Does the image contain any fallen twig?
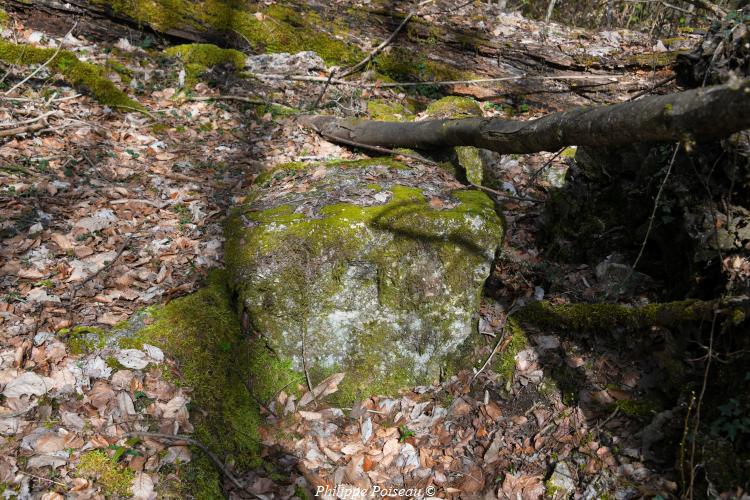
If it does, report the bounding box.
[313,126,440,166]
[626,74,676,101]
[468,182,542,204]
[125,431,244,490]
[0,122,46,138]
[0,110,63,129]
[471,302,521,385]
[308,67,338,111]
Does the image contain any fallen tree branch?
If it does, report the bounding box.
[514,296,748,333]
[311,124,539,202]
[303,78,750,154]
[251,72,619,88]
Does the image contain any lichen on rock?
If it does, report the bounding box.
[225,158,503,403]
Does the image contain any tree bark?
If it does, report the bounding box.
[303,78,750,154]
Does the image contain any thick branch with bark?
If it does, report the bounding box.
[303,79,750,154]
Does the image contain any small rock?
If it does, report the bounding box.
[361,417,373,443]
[546,461,576,498]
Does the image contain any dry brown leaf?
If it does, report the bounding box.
[299,372,345,407]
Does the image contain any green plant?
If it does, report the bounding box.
[398,425,415,442]
[710,398,750,441]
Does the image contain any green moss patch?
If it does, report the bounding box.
[425,96,483,119]
[424,97,486,185]
[367,100,414,121]
[164,43,245,69]
[77,450,135,497]
[164,43,246,86]
[0,40,142,110]
[494,318,529,381]
[57,326,108,355]
[95,1,361,65]
[372,47,470,84]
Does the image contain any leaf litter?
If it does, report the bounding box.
[0,0,707,497]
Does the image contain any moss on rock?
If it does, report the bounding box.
[0,40,142,110]
[164,43,246,87]
[94,0,361,65]
[367,99,414,122]
[164,43,245,69]
[372,47,469,84]
[225,159,503,404]
[425,96,483,119]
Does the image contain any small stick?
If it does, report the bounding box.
[67,233,133,326]
[125,431,244,490]
[526,148,565,189]
[18,471,67,487]
[308,68,338,111]
[468,182,541,203]
[0,110,63,129]
[471,302,521,385]
[626,74,676,101]
[0,122,46,138]
[80,235,133,287]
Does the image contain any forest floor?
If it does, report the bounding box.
[0,1,714,498]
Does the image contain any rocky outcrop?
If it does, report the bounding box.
[224,158,503,401]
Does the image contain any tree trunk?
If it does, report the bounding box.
[303,78,750,154]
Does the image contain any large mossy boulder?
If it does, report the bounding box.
[224,158,503,401]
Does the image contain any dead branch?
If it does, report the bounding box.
[251,72,619,88]
[303,78,750,155]
[0,122,46,138]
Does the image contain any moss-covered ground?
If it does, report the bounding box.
[114,271,303,497]
[0,40,142,110]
